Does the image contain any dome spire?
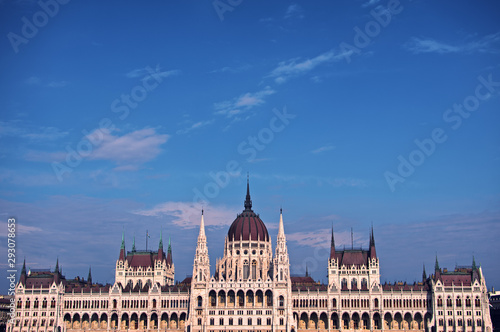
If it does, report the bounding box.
[244,173,252,210]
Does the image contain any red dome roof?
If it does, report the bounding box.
[227,179,269,242]
[228,210,269,242]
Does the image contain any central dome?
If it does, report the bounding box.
[227,179,269,242]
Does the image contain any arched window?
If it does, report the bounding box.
[197,296,203,307]
[437,297,443,307]
[341,278,347,289]
[351,279,358,289]
[252,260,257,280]
[475,297,481,307]
[374,298,379,308]
[243,260,250,280]
[456,297,462,307]
[361,278,368,289]
[279,296,284,307]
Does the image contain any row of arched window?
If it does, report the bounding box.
[64,300,108,309]
[205,290,275,308]
[17,298,56,309]
[437,295,480,308]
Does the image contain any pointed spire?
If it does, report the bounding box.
[168,237,172,254]
[369,226,377,259]
[121,229,125,249]
[330,225,336,259]
[21,258,26,275]
[305,264,309,277]
[199,210,206,239]
[54,257,59,273]
[278,208,285,239]
[472,256,477,271]
[132,235,136,252]
[422,264,427,281]
[435,255,440,271]
[87,266,92,284]
[244,173,252,210]
[159,228,163,249]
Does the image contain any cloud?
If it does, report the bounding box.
[25,76,41,85]
[210,64,251,74]
[176,119,214,135]
[47,81,69,88]
[134,201,237,229]
[405,32,500,54]
[287,229,364,248]
[259,173,366,188]
[311,144,335,154]
[24,76,69,88]
[268,50,349,84]
[85,128,169,166]
[362,0,381,8]
[284,4,304,19]
[126,65,180,79]
[0,121,69,141]
[214,87,275,118]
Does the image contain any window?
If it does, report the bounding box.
[475,297,481,307]
[197,318,201,326]
[279,296,284,307]
[437,297,443,307]
[351,278,358,289]
[248,318,252,325]
[238,318,243,325]
[267,318,271,325]
[219,318,224,325]
[467,319,472,327]
[280,318,284,325]
[257,318,261,325]
[477,319,482,327]
[448,319,453,327]
[458,319,463,326]
[438,319,443,327]
[209,318,214,326]
[228,318,233,326]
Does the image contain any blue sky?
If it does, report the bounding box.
[0,0,499,292]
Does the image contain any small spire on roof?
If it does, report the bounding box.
[121,227,125,250]
[168,237,172,254]
[21,258,26,275]
[54,257,59,273]
[472,255,477,271]
[88,266,92,284]
[159,227,163,248]
[435,254,440,271]
[305,264,309,277]
[244,173,252,210]
[422,263,427,281]
[132,235,136,252]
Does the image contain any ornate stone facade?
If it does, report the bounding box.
[7,182,493,332]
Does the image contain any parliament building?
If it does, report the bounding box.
[7,182,493,332]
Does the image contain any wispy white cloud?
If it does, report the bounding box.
[25,76,41,85]
[134,201,237,229]
[210,64,251,74]
[125,65,180,79]
[268,49,349,84]
[214,87,276,118]
[311,144,335,154]
[284,4,304,19]
[24,76,69,88]
[176,120,214,135]
[85,128,169,167]
[361,0,381,8]
[405,32,500,54]
[47,81,69,88]
[253,173,366,188]
[0,121,69,141]
[287,229,364,248]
